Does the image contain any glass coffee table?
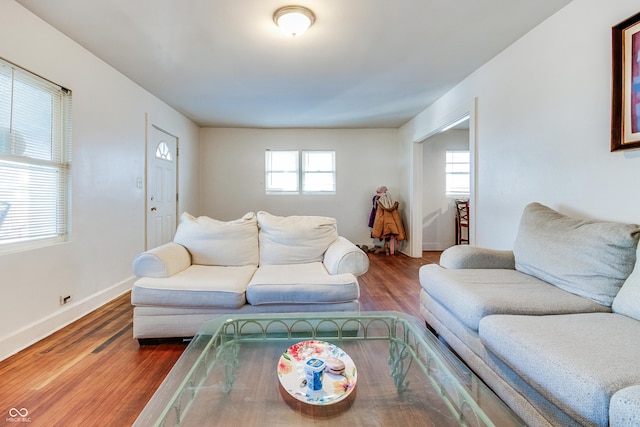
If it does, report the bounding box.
[133,312,524,426]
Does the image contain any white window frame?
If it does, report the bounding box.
[265,150,299,194]
[265,149,336,195]
[445,150,470,198]
[302,150,336,194]
[0,58,72,254]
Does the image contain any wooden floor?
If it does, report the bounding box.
[0,251,440,427]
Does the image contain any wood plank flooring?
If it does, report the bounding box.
[0,251,440,427]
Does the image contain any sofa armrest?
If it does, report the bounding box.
[323,236,370,276]
[132,242,191,278]
[439,245,515,270]
[610,385,640,427]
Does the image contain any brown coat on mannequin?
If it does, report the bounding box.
[372,200,406,241]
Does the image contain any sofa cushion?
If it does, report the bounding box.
[419,264,609,332]
[610,385,640,427]
[513,202,640,306]
[479,313,640,427]
[131,264,256,309]
[246,262,359,305]
[173,212,258,266]
[612,245,640,321]
[257,211,339,265]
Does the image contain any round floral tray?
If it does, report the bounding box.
[277,340,357,405]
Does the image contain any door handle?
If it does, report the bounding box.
[150,207,157,212]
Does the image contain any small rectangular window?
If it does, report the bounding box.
[265,149,335,195]
[445,150,470,197]
[265,150,299,193]
[0,58,72,253]
[303,151,335,193]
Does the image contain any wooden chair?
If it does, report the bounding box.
[455,200,469,245]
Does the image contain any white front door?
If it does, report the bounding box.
[146,125,177,250]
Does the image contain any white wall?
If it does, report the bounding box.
[0,2,200,360]
[6,0,639,360]
[199,128,400,247]
[422,129,469,250]
[402,0,640,250]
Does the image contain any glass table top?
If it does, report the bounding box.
[133,311,524,427]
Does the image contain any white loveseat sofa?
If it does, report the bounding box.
[419,203,640,427]
[132,211,369,342]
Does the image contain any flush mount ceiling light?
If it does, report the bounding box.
[273,6,316,38]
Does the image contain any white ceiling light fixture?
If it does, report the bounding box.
[273,6,315,38]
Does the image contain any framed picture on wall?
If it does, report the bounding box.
[611,11,640,151]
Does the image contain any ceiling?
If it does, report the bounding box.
[16,0,572,128]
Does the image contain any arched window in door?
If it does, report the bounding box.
[155,141,173,162]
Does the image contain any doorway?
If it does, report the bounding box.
[146,124,178,250]
[421,115,473,251]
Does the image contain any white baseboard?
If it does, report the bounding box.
[422,242,451,251]
[0,277,135,362]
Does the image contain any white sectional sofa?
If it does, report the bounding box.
[132,211,369,342]
[419,203,640,427]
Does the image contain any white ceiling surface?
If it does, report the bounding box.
[16,0,572,128]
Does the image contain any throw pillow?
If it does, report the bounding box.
[513,202,640,306]
[257,211,339,265]
[173,212,258,266]
[612,245,640,321]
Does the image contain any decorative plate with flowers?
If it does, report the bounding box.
[277,340,357,405]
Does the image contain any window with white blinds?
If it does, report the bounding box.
[0,58,72,252]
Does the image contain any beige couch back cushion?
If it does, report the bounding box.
[257,211,338,265]
[513,202,640,306]
[173,212,259,266]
